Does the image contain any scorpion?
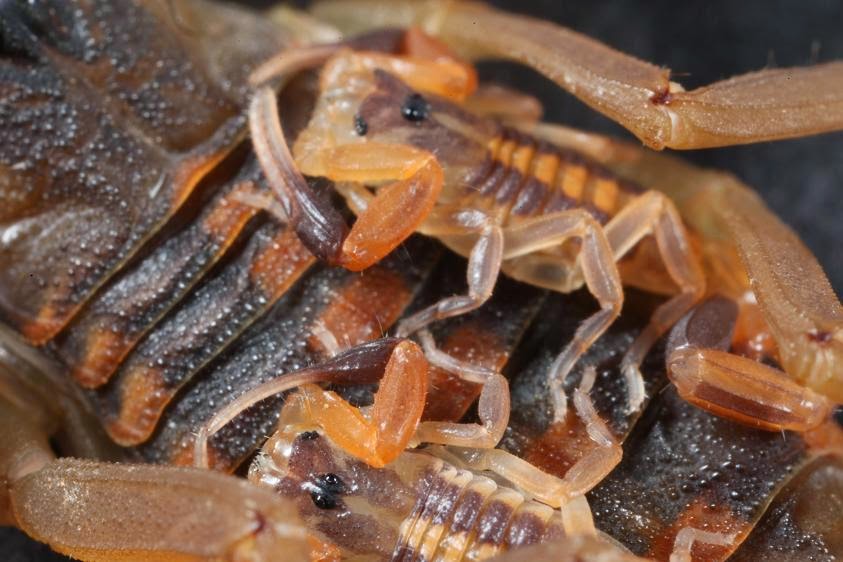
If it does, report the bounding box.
[0,1,842,561]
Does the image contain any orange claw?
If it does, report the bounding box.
[303,143,445,272]
[668,348,832,433]
[301,340,428,467]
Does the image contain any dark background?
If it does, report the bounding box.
[2,0,841,560]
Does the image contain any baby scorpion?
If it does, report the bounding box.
[244,24,840,434]
[193,336,734,561]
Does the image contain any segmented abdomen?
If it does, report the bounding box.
[394,458,565,562]
[470,127,645,225]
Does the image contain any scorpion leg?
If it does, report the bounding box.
[603,190,706,413]
[397,209,503,337]
[669,528,737,562]
[312,0,843,149]
[445,369,621,536]
[0,394,309,562]
[501,210,623,422]
[414,369,510,449]
[666,296,834,432]
[539,125,843,404]
[463,84,544,124]
[526,124,843,407]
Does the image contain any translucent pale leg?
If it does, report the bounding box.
[414,371,510,449]
[444,371,621,535]
[0,394,309,562]
[229,186,289,223]
[536,126,843,404]
[479,535,647,562]
[669,528,737,562]
[416,328,498,383]
[463,84,543,123]
[602,190,705,413]
[501,210,623,422]
[312,0,843,149]
[397,210,503,337]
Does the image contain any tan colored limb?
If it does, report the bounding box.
[13,459,310,562]
[445,370,620,535]
[666,297,833,432]
[464,84,543,123]
[312,1,843,149]
[524,124,843,405]
[484,535,648,562]
[714,185,843,403]
[416,328,498,383]
[1,392,309,562]
[396,209,503,337]
[601,191,705,412]
[501,210,623,422]
[0,394,53,526]
[544,129,843,405]
[669,528,737,562]
[414,372,510,449]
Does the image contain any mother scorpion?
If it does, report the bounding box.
[1,1,842,561]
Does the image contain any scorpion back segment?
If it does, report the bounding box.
[0,1,842,561]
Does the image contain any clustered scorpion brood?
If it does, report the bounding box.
[0,1,841,562]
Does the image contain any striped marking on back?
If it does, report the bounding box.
[473,129,645,225]
[394,460,567,561]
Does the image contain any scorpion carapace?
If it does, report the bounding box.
[0,1,842,561]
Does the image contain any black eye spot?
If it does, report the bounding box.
[401,93,430,122]
[299,431,319,441]
[316,473,346,495]
[309,474,346,510]
[354,114,368,136]
[310,489,337,509]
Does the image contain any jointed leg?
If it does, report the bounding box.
[441,370,621,535]
[501,210,623,422]
[669,528,737,562]
[396,209,503,337]
[414,370,510,449]
[602,190,705,413]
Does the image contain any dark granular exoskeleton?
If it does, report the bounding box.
[0,1,841,561]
